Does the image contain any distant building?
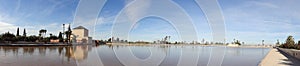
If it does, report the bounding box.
[71,26,92,44]
[50,39,59,43]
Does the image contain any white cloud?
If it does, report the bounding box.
[0,21,65,37]
[0,22,17,33]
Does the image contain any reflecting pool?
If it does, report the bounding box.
[0,44,269,66]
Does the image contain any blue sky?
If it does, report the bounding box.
[0,0,299,44]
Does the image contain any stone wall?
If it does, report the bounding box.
[278,48,300,59]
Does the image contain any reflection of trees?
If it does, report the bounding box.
[48,47,57,52]
[261,48,265,56]
[38,47,46,56]
[0,45,93,62]
[233,48,241,56]
[108,44,113,48]
[0,47,20,56]
[11,47,19,55]
[2,47,9,55]
[23,47,35,55]
[58,47,64,55]
[65,46,74,61]
[159,45,170,55]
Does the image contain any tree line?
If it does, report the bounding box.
[279,35,300,50]
[0,26,72,44]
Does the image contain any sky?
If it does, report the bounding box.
[0,0,299,44]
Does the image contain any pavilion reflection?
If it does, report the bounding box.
[64,45,92,61]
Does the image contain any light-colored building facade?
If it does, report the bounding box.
[71,26,92,44]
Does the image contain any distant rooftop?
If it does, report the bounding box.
[73,26,88,30]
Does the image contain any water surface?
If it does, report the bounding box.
[0,44,269,66]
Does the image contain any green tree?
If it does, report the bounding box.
[0,34,2,42]
[107,38,112,43]
[38,33,42,42]
[27,35,38,42]
[65,24,72,44]
[285,36,295,49]
[58,32,63,42]
[39,29,47,38]
[1,32,16,42]
[296,40,300,50]
[49,33,53,37]
[235,40,241,45]
[16,27,20,36]
[23,28,26,37]
[276,39,280,46]
[49,33,58,40]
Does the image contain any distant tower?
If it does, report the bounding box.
[72,26,92,44]
[63,24,65,42]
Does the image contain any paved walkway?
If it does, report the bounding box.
[260,48,300,66]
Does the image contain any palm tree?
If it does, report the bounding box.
[49,33,53,37]
[276,39,280,46]
[38,34,42,37]
[49,33,53,40]
[39,29,47,38]
[38,34,42,42]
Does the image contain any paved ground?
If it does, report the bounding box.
[260,48,300,66]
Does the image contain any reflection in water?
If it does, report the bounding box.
[97,45,270,66]
[0,45,93,66]
[0,46,90,60]
[0,45,270,66]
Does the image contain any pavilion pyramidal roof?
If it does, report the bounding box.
[73,26,88,30]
